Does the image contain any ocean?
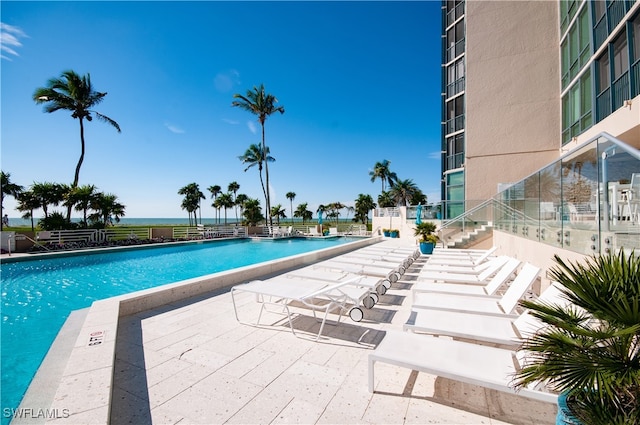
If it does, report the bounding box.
[4,217,240,227]
[3,217,351,227]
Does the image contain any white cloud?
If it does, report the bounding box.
[247,121,257,135]
[222,118,238,125]
[164,123,185,134]
[1,23,27,61]
[214,69,241,92]
[428,151,443,160]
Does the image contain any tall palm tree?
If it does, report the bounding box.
[33,70,121,189]
[326,202,346,227]
[89,192,125,226]
[389,178,419,207]
[228,181,240,223]
[208,185,221,223]
[238,144,275,217]
[232,84,284,227]
[369,159,398,193]
[286,191,296,226]
[1,171,23,230]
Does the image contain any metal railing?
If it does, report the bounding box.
[439,133,639,255]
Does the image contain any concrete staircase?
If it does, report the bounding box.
[445,223,493,249]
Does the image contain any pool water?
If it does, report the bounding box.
[1,237,354,419]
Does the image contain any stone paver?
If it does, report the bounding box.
[110,245,557,424]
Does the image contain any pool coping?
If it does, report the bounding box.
[21,236,381,424]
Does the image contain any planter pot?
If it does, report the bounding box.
[383,231,390,237]
[419,242,435,255]
[390,231,398,238]
[556,392,583,425]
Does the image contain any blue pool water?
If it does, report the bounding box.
[0,237,355,419]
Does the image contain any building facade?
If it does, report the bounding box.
[441,0,640,218]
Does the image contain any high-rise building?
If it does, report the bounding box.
[441,0,640,218]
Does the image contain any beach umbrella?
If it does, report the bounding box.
[317,211,323,233]
[415,204,422,225]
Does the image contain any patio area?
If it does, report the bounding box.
[104,249,556,425]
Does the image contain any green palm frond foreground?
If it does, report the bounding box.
[514,251,640,425]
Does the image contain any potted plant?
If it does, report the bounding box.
[513,251,640,425]
[382,228,391,237]
[390,229,399,238]
[414,221,438,254]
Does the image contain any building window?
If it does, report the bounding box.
[632,13,640,98]
[445,133,464,170]
[446,20,465,63]
[560,0,580,34]
[562,70,592,144]
[446,58,465,98]
[445,95,464,135]
[562,6,591,89]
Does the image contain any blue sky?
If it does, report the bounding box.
[1,1,442,219]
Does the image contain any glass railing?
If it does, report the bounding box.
[493,132,640,254]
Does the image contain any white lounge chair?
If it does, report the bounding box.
[411,263,541,317]
[284,266,388,299]
[415,254,507,275]
[404,283,565,348]
[329,227,339,236]
[364,245,422,259]
[426,246,498,266]
[410,255,510,284]
[231,276,368,340]
[327,256,408,275]
[368,330,557,403]
[312,261,401,287]
[411,257,520,298]
[307,226,320,236]
[346,252,414,268]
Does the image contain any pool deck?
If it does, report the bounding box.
[12,239,557,424]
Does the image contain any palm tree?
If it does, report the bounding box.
[242,198,264,226]
[217,193,235,225]
[286,191,296,226]
[355,194,376,225]
[389,178,419,207]
[178,183,203,226]
[31,182,66,218]
[369,160,398,193]
[208,185,221,223]
[67,184,97,227]
[1,171,23,230]
[325,202,346,227]
[33,70,121,189]
[89,192,125,226]
[514,252,640,424]
[228,181,240,223]
[235,193,249,221]
[377,191,395,208]
[16,190,40,230]
[232,84,285,227]
[294,202,313,225]
[238,143,275,217]
[270,204,286,226]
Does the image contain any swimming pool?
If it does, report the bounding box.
[0,237,358,420]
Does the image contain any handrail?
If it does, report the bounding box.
[440,198,494,230]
